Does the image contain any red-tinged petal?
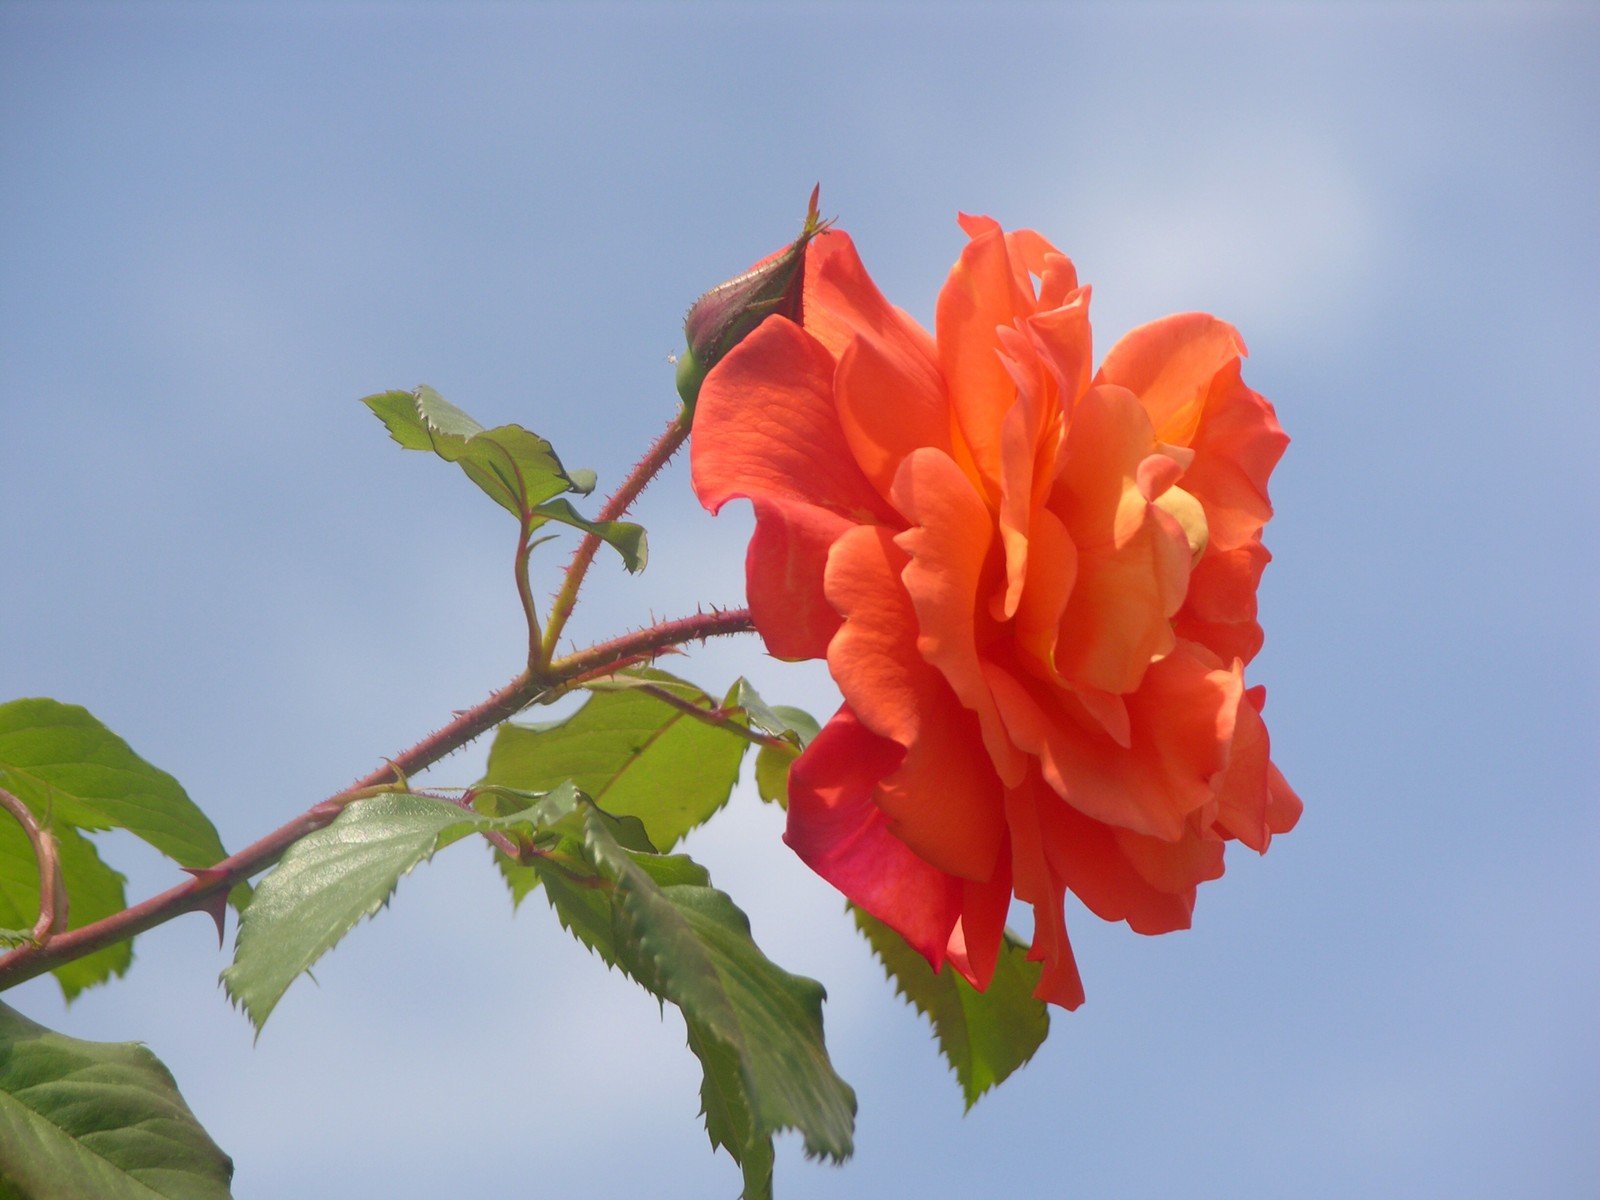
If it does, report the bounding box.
[890,447,1029,787]
[834,325,953,502]
[1034,793,1197,935]
[803,229,940,373]
[1005,780,1087,1009]
[691,316,896,526]
[745,497,852,661]
[1183,360,1288,551]
[937,222,1030,488]
[1095,312,1247,447]
[1176,538,1269,667]
[825,520,1007,880]
[786,705,962,968]
[945,855,1013,992]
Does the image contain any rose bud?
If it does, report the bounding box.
[676,185,829,414]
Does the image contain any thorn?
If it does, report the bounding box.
[181,866,232,947]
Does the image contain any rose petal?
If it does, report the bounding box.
[834,325,953,502]
[691,315,895,525]
[890,447,1029,787]
[745,497,852,661]
[1095,312,1247,447]
[786,705,962,968]
[804,229,940,375]
[824,522,1006,880]
[1005,779,1087,1009]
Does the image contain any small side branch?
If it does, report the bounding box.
[0,786,68,946]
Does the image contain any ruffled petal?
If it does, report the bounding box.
[1005,778,1086,1009]
[986,643,1241,841]
[1095,312,1247,447]
[1176,538,1270,667]
[1051,384,1189,694]
[889,447,1028,787]
[823,522,1006,881]
[1182,360,1288,551]
[936,221,1030,489]
[1035,791,1200,934]
[787,705,962,968]
[690,315,896,526]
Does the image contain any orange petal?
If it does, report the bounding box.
[691,316,895,525]
[745,497,852,661]
[1051,385,1188,694]
[1183,360,1288,551]
[1176,538,1270,667]
[1094,312,1247,447]
[936,221,1030,488]
[1035,791,1199,934]
[1005,779,1087,1009]
[890,447,1028,787]
[1012,506,1078,679]
[987,644,1241,840]
[803,229,940,375]
[824,519,1006,880]
[834,324,952,502]
[786,706,962,969]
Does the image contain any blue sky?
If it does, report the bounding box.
[2,3,1596,1197]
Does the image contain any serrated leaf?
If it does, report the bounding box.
[852,907,1049,1109]
[0,1001,233,1199]
[523,803,855,1195]
[361,387,599,523]
[0,811,134,1001]
[0,699,228,872]
[483,671,749,853]
[220,793,487,1030]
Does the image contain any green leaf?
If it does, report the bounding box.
[362,387,594,516]
[524,800,855,1196]
[220,792,489,1031]
[0,1001,233,1199]
[740,692,817,809]
[531,498,647,573]
[483,671,749,855]
[0,700,228,872]
[852,907,1049,1109]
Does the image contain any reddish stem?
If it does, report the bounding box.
[541,414,690,659]
[0,607,754,992]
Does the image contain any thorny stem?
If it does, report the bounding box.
[541,414,690,660]
[0,606,755,991]
[0,786,67,946]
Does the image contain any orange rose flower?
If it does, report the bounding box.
[690,216,1300,1009]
